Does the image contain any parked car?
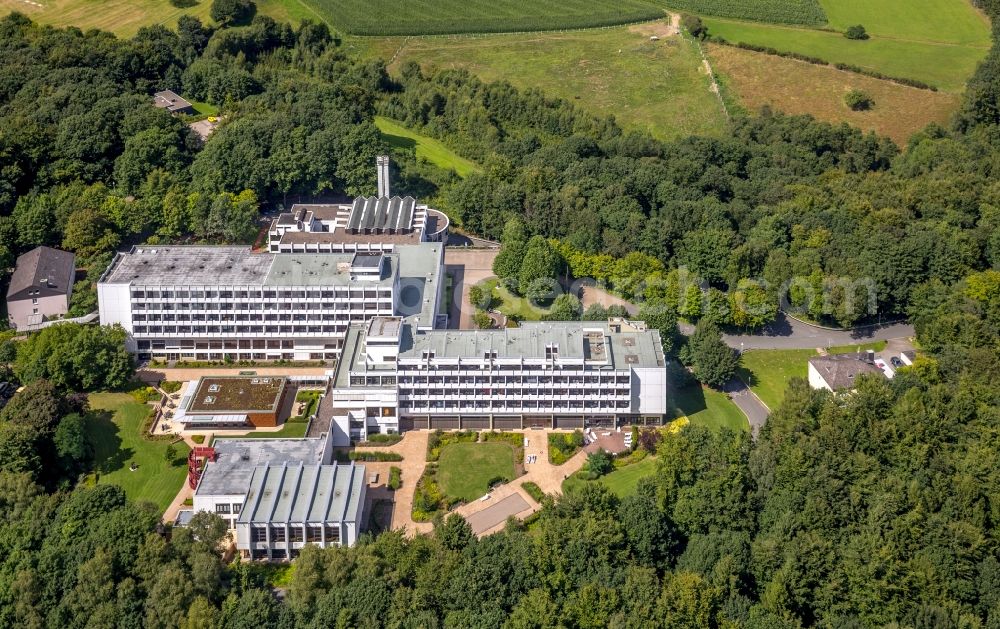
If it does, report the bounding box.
[890,356,904,368]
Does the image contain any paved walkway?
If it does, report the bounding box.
[138,366,331,384]
[443,248,498,329]
[451,430,589,536]
[163,432,207,524]
[349,432,434,536]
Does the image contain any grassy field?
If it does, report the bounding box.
[703,0,991,93]
[0,0,323,37]
[562,456,658,497]
[359,23,728,140]
[708,44,962,144]
[437,442,515,502]
[672,382,749,432]
[85,392,190,512]
[306,0,663,35]
[375,116,481,177]
[818,0,991,46]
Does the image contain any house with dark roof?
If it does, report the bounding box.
[807,353,884,392]
[6,246,75,330]
[153,90,195,115]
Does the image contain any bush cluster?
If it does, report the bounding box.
[388,466,402,491]
[479,431,525,463]
[427,430,478,461]
[548,430,584,465]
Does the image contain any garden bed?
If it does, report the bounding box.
[548,430,584,465]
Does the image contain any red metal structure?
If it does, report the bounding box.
[187,446,217,489]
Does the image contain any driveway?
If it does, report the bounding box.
[722,378,768,437]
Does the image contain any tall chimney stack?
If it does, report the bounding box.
[376,155,390,198]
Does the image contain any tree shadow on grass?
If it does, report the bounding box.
[670,383,707,420]
[736,367,758,388]
[86,410,132,475]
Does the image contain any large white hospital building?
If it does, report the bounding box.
[98,158,669,437]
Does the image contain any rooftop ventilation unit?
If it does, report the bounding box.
[203,395,216,404]
[208,384,220,392]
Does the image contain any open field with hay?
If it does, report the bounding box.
[708,43,963,144]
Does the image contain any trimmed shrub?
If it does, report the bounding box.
[338,450,403,462]
[191,434,206,444]
[362,433,403,446]
[521,481,545,503]
[388,466,402,490]
[161,381,182,394]
[486,475,511,488]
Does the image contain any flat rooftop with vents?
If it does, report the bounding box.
[195,437,329,498]
[188,376,286,413]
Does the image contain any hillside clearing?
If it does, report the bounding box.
[708,43,962,145]
[375,116,481,177]
[358,24,727,140]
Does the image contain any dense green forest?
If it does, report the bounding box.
[1,2,1000,626]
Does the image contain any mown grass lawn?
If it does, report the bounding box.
[85,392,190,512]
[479,277,550,322]
[826,340,886,354]
[562,456,658,497]
[375,116,481,177]
[211,420,310,442]
[737,348,816,411]
[672,383,749,432]
[437,442,515,503]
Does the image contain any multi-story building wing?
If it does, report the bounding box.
[327,316,668,444]
[236,462,366,560]
[97,243,443,362]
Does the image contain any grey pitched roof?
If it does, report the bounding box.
[237,463,366,525]
[7,246,75,300]
[809,354,884,390]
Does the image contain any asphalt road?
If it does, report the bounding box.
[680,312,915,350]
